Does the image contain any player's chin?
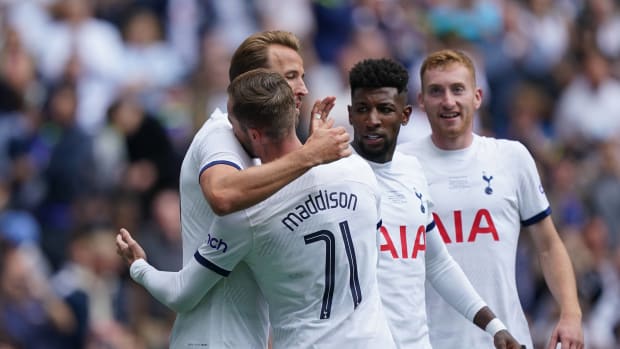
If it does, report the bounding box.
[360,142,387,156]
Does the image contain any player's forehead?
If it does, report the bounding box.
[266,44,304,75]
[351,87,401,104]
[422,63,473,88]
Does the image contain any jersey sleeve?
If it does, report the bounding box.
[129,211,253,314]
[196,110,248,173]
[194,210,253,275]
[130,257,224,313]
[510,141,551,225]
[425,223,487,321]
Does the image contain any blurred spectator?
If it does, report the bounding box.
[38,0,125,134]
[4,0,53,60]
[515,0,572,81]
[37,81,95,268]
[0,25,44,191]
[119,6,185,109]
[166,0,204,68]
[0,241,77,349]
[121,189,181,348]
[257,0,314,43]
[185,31,230,131]
[505,82,555,166]
[553,46,620,148]
[578,0,620,62]
[139,189,181,273]
[587,140,620,249]
[545,154,587,233]
[106,96,180,218]
[50,224,142,349]
[578,217,620,348]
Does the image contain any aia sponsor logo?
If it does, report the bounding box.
[433,209,499,244]
[379,225,426,259]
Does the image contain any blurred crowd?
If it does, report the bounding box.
[0,0,618,348]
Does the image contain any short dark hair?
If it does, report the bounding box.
[349,58,409,97]
[229,30,301,82]
[227,69,296,140]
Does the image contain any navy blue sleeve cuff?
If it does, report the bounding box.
[194,251,231,277]
[521,207,552,226]
[199,160,241,179]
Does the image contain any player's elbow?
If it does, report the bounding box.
[164,296,198,313]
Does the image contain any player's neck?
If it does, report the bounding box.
[431,132,473,150]
[259,134,303,163]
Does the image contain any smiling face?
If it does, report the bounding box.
[348,87,412,163]
[266,44,308,111]
[418,62,482,150]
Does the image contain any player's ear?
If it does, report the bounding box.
[402,105,413,126]
[248,128,261,141]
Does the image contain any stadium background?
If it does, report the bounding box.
[0,0,619,348]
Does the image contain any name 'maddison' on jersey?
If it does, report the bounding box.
[281,189,359,231]
[196,154,396,348]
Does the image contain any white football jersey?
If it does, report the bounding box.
[368,152,434,348]
[195,154,396,349]
[174,108,269,348]
[370,151,486,349]
[398,134,548,349]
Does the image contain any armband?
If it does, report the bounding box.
[485,318,507,336]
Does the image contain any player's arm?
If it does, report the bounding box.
[203,115,350,215]
[527,216,584,349]
[424,222,522,348]
[116,228,224,313]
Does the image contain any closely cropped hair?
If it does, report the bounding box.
[227,69,296,139]
[229,30,300,82]
[349,58,409,97]
[419,49,477,85]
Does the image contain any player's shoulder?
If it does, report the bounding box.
[476,135,531,158]
[193,108,231,135]
[393,150,424,171]
[306,153,378,197]
[328,153,376,181]
[397,135,431,154]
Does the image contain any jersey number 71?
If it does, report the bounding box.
[304,221,362,319]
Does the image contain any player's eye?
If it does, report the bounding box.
[428,87,442,96]
[452,86,465,94]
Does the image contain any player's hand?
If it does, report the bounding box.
[493,330,523,349]
[115,228,147,266]
[308,96,336,135]
[303,123,351,165]
[303,96,351,164]
[546,314,584,349]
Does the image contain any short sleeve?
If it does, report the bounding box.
[511,141,551,225]
[195,110,249,173]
